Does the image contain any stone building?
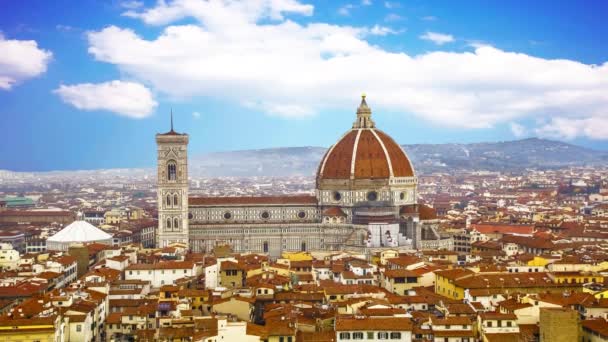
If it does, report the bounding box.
[540,307,580,342]
[156,96,426,257]
[156,113,190,248]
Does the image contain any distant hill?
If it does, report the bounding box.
[190,138,608,176]
[405,138,608,173]
[191,147,326,177]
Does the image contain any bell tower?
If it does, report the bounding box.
[156,111,189,249]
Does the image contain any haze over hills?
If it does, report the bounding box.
[190,138,608,177]
[2,138,607,178]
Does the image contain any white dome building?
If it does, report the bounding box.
[47,220,113,251]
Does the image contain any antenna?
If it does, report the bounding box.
[170,109,174,132]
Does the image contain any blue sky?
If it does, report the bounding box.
[1,0,608,171]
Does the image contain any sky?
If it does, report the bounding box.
[1,0,608,171]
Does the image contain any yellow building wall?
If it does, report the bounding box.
[269,265,291,277]
[593,261,608,273]
[220,270,245,288]
[0,331,56,341]
[528,256,551,267]
[245,266,264,278]
[554,274,603,285]
[434,274,463,300]
[0,324,57,342]
[213,299,252,322]
[379,250,399,265]
[281,252,312,261]
[382,276,421,295]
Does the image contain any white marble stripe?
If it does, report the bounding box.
[370,128,394,177]
[319,130,352,177]
[350,129,363,179]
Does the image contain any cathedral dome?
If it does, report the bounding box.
[317,96,415,183]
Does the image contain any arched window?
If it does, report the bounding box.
[174,218,179,229]
[301,242,306,252]
[174,194,179,207]
[167,160,177,181]
[263,241,269,253]
[166,218,172,229]
[166,195,172,207]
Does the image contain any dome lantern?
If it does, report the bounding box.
[353,93,375,129]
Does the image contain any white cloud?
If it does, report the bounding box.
[536,117,608,140]
[82,0,608,139]
[192,111,201,119]
[419,31,454,45]
[338,4,354,16]
[384,1,400,9]
[123,0,313,24]
[54,80,157,118]
[361,0,372,5]
[368,25,398,36]
[384,13,403,22]
[510,122,527,138]
[421,16,437,21]
[0,34,52,90]
[56,24,76,32]
[121,0,143,9]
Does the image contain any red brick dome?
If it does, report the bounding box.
[317,96,415,181]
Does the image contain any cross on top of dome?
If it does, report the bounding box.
[353,93,375,129]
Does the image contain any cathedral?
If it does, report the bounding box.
[156,96,425,257]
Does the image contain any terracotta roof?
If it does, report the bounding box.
[0,210,73,217]
[418,204,437,220]
[431,316,473,325]
[383,269,420,278]
[483,333,520,342]
[318,127,414,181]
[297,331,336,342]
[386,255,423,268]
[583,319,608,338]
[471,223,534,235]
[323,207,347,217]
[189,195,317,206]
[0,316,56,326]
[479,312,517,320]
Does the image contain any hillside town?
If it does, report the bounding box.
[1,166,608,341]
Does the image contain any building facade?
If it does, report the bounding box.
[156,116,190,248]
[156,96,424,256]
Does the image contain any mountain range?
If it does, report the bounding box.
[190,138,608,177]
[2,138,606,178]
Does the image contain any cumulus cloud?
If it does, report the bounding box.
[536,117,608,140]
[123,0,313,24]
[192,111,201,119]
[81,0,608,139]
[368,25,399,36]
[0,34,52,90]
[419,31,454,45]
[338,4,354,16]
[510,122,527,138]
[54,80,157,118]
